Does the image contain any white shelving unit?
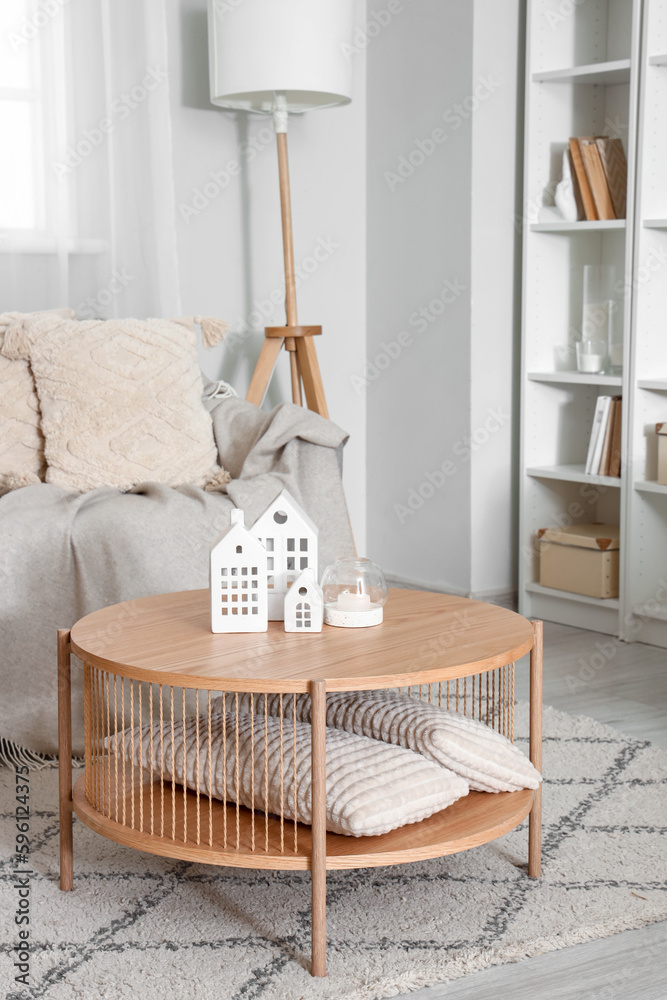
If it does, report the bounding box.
[625,0,667,648]
[519,0,643,640]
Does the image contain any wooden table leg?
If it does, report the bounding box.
[529,620,543,878]
[58,629,74,891]
[310,679,327,977]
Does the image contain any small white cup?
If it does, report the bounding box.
[576,340,607,374]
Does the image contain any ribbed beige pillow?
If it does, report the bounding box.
[226,691,541,794]
[0,309,74,492]
[109,711,469,837]
[0,314,230,492]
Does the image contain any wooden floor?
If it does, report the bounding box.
[398,619,667,1000]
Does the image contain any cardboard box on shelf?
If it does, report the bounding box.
[656,423,667,486]
[538,523,620,599]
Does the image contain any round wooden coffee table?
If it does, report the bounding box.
[57,588,542,978]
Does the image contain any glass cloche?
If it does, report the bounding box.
[320,557,388,627]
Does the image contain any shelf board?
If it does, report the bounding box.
[632,601,667,622]
[528,372,623,387]
[530,220,625,233]
[648,54,667,66]
[525,582,620,610]
[643,219,667,229]
[634,480,667,495]
[637,379,667,391]
[526,464,622,487]
[532,59,631,85]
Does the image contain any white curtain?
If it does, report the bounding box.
[0,0,180,318]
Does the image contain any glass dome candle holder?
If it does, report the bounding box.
[321,558,388,627]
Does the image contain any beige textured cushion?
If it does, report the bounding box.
[0,309,74,492]
[226,691,542,794]
[109,711,469,837]
[0,314,230,492]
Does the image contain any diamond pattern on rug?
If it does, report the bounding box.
[1,704,666,1000]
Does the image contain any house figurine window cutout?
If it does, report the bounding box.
[250,489,319,621]
[284,568,323,633]
[210,508,268,633]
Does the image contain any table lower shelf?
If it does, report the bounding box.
[73,774,534,872]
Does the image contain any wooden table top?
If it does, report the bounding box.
[70,588,535,692]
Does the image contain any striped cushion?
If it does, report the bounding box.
[225,691,541,794]
[108,711,469,838]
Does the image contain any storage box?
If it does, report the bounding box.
[538,523,620,599]
[656,423,667,486]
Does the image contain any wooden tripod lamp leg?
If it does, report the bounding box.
[296,338,329,419]
[246,337,284,408]
[528,620,543,878]
[310,679,327,977]
[58,629,74,891]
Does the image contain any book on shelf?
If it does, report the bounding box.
[595,138,627,219]
[585,395,622,477]
[567,136,628,222]
[579,138,616,220]
[586,396,612,474]
[569,138,598,221]
[608,397,623,477]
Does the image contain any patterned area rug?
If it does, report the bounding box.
[1,704,666,1000]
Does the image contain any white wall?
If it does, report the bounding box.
[366,0,524,596]
[165,0,367,552]
[470,0,524,595]
[366,0,474,593]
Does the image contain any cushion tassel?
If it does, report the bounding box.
[195,315,229,349]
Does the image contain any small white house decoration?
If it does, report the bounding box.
[251,489,318,621]
[284,568,323,633]
[210,508,268,633]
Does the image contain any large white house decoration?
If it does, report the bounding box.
[250,489,318,621]
[210,508,268,633]
[284,568,323,633]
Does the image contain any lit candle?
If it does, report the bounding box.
[337,591,372,611]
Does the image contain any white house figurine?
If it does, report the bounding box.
[210,508,268,633]
[251,489,318,621]
[284,568,323,633]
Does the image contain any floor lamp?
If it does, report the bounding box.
[207,0,353,418]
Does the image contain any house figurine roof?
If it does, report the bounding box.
[284,567,322,608]
[211,508,267,556]
[251,489,318,537]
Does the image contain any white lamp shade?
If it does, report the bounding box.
[207,0,354,113]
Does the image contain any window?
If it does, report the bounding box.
[267,557,274,570]
[300,557,308,570]
[300,539,308,551]
[273,510,287,525]
[287,557,295,571]
[287,538,295,552]
[265,539,274,551]
[0,3,44,233]
[267,576,274,589]
[236,545,242,554]
[295,601,311,628]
